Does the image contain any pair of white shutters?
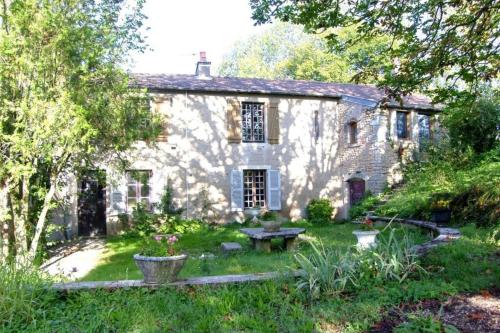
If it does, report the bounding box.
[231,169,281,211]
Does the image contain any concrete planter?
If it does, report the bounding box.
[133,254,188,284]
[352,230,380,249]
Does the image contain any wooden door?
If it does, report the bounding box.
[349,179,365,205]
[78,171,106,236]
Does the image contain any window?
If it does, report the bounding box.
[418,113,431,141]
[396,111,410,139]
[241,102,265,142]
[349,121,358,144]
[243,170,266,208]
[126,170,151,211]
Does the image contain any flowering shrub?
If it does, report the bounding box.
[140,234,179,257]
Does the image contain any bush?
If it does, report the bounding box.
[306,199,334,224]
[129,203,158,236]
[444,97,500,154]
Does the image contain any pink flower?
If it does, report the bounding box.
[167,235,178,244]
[154,235,162,242]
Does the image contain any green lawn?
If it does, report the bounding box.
[4,224,498,332]
[81,221,432,281]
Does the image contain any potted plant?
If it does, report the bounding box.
[430,195,452,224]
[352,218,379,249]
[133,235,187,284]
[259,211,281,232]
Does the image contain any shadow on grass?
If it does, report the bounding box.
[81,222,432,282]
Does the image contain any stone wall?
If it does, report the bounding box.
[53,91,437,236]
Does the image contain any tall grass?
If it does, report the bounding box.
[295,228,426,300]
[0,265,55,330]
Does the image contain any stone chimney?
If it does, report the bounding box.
[195,51,211,79]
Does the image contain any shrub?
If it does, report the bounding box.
[306,199,334,224]
[444,97,500,154]
[129,203,158,236]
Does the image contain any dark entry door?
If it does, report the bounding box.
[78,171,106,236]
[349,179,365,205]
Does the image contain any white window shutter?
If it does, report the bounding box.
[267,169,281,210]
[230,170,244,211]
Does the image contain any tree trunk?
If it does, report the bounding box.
[27,173,57,263]
[0,182,10,263]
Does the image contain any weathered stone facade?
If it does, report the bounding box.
[53,87,438,237]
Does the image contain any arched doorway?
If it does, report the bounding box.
[348,178,365,205]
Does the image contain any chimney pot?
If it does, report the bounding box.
[195,51,211,79]
[199,51,207,62]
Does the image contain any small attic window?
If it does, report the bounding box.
[349,121,358,144]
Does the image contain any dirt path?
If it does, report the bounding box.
[41,238,106,281]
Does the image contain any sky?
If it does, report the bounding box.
[129,0,270,75]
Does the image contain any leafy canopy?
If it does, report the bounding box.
[218,22,390,83]
[250,0,500,103]
[0,0,160,262]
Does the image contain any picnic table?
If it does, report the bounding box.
[239,228,306,252]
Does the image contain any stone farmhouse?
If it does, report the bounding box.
[54,53,439,237]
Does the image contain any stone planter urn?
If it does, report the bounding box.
[133,254,188,284]
[245,207,261,223]
[352,230,380,249]
[261,220,282,232]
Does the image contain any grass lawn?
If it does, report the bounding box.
[4,224,498,332]
[81,221,432,281]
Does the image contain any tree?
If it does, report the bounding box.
[218,22,389,83]
[0,0,160,265]
[218,22,325,79]
[251,0,500,104]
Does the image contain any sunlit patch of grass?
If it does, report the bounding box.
[80,222,431,282]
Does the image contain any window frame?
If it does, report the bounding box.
[241,102,265,143]
[348,121,358,144]
[396,111,410,139]
[126,170,152,212]
[243,169,267,209]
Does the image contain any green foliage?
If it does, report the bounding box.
[128,204,158,237]
[218,22,387,83]
[251,1,499,103]
[0,0,160,262]
[348,191,378,220]
[306,198,334,224]
[295,229,426,300]
[0,264,55,331]
[295,242,358,300]
[444,97,500,154]
[155,180,184,216]
[377,147,500,226]
[395,313,459,333]
[1,225,498,332]
[260,211,278,221]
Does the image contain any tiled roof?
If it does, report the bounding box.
[131,73,437,110]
